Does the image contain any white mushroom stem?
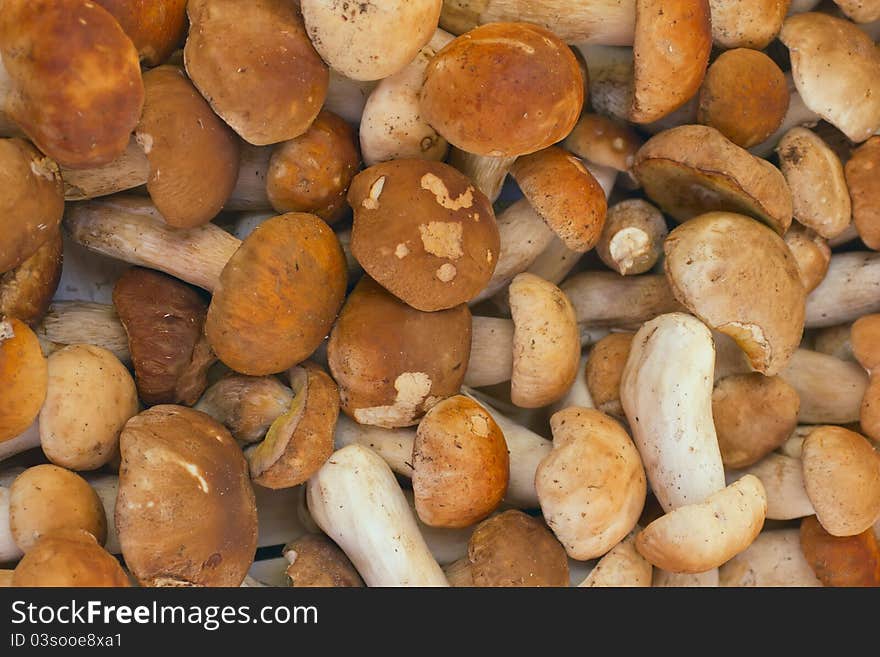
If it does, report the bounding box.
[334,414,416,476]
[403,490,473,566]
[727,453,815,521]
[805,253,880,328]
[306,444,449,587]
[35,302,129,363]
[561,272,683,329]
[550,353,595,416]
[61,136,150,201]
[779,349,868,424]
[578,45,634,122]
[463,317,515,388]
[323,71,378,126]
[0,468,25,563]
[83,474,122,555]
[448,149,517,203]
[223,143,271,212]
[0,423,40,464]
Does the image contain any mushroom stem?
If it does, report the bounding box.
[223,143,271,212]
[0,468,25,562]
[463,317,515,388]
[323,71,377,126]
[806,253,880,328]
[779,349,868,424]
[333,415,416,476]
[35,301,129,362]
[561,271,683,329]
[60,136,150,201]
[448,149,517,203]
[727,453,815,521]
[579,45,634,122]
[0,422,40,464]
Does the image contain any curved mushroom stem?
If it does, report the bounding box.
[0,422,40,464]
[448,149,517,203]
[35,301,129,362]
[561,271,683,329]
[60,136,150,201]
[806,253,880,328]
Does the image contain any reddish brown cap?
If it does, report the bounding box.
[0,318,47,442]
[93,0,188,66]
[12,529,130,587]
[0,228,62,324]
[800,515,880,587]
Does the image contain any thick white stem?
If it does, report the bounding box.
[805,253,880,328]
[35,302,129,363]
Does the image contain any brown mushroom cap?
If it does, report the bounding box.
[779,13,880,143]
[327,276,471,428]
[664,212,806,376]
[12,529,130,587]
[0,0,144,168]
[712,374,800,469]
[93,0,188,66]
[283,534,364,587]
[801,426,880,537]
[9,464,107,552]
[800,514,880,587]
[0,138,64,274]
[136,66,240,229]
[205,212,347,376]
[510,147,608,252]
[412,394,508,528]
[697,48,789,149]
[783,222,831,294]
[708,0,789,49]
[266,110,360,223]
[563,113,643,174]
[633,125,793,234]
[348,159,499,311]
[832,0,880,23]
[0,318,47,442]
[246,362,339,489]
[195,375,294,443]
[420,22,584,157]
[630,0,712,123]
[852,314,880,371]
[0,228,62,324]
[116,405,258,586]
[184,0,328,146]
[113,267,215,406]
[586,332,635,418]
[845,137,880,250]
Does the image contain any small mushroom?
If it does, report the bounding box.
[0,228,62,324]
[579,531,652,587]
[0,317,48,442]
[595,200,667,276]
[585,331,635,418]
[708,0,789,49]
[562,271,683,329]
[12,529,130,587]
[719,529,821,587]
[93,0,188,66]
[195,375,294,444]
[563,113,643,180]
[844,137,880,250]
[779,348,867,424]
[852,314,880,442]
[783,222,831,294]
[800,515,880,587]
[283,534,364,587]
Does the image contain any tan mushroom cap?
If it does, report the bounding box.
[0,228,62,324]
[0,318,47,442]
[845,137,880,250]
[420,22,584,157]
[783,222,831,294]
[780,13,880,143]
[94,0,188,66]
[283,534,364,587]
[412,395,508,528]
[195,375,293,444]
[510,147,608,252]
[246,362,339,489]
[630,0,712,123]
[9,464,107,553]
[348,159,499,311]
[852,314,880,371]
[664,212,806,376]
[563,113,643,174]
[596,200,668,276]
[802,426,880,536]
[633,125,793,234]
[0,138,64,274]
[832,0,880,23]
[184,0,328,145]
[113,267,214,406]
[712,374,800,469]
[136,66,240,229]
[800,514,880,586]
[585,332,635,418]
[12,529,130,587]
[116,405,258,586]
[698,49,789,149]
[708,0,789,49]
[206,212,347,376]
[327,277,471,429]
[0,0,144,168]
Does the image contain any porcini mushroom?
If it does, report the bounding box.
[783,222,831,294]
[845,137,880,250]
[12,529,130,587]
[195,375,295,444]
[0,318,47,443]
[728,453,816,520]
[579,531,652,587]
[93,0,188,66]
[852,314,880,442]
[779,348,867,424]
[563,113,643,181]
[585,332,635,419]
[806,253,880,328]
[708,0,789,49]
[283,534,364,587]
[595,200,667,276]
[719,529,821,587]
[0,229,62,324]
[800,515,880,587]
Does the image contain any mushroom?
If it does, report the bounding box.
[184,0,328,145]
[59,136,152,202]
[719,529,821,587]
[55,232,131,305]
[12,529,130,587]
[779,12,880,142]
[447,150,517,204]
[307,444,449,586]
[116,405,258,586]
[852,314,880,442]
[806,253,880,328]
[420,22,583,157]
[579,531,652,587]
[833,0,880,22]
[462,317,515,389]
[783,222,831,294]
[536,407,646,560]
[636,475,767,573]
[0,317,47,443]
[653,568,719,587]
[800,514,880,587]
[749,73,822,157]
[779,349,867,424]
[195,375,295,444]
[333,415,417,477]
[595,200,667,276]
[9,464,106,552]
[812,323,855,362]
[664,212,805,376]
[283,534,364,587]
[35,302,130,363]
[727,453,816,520]
[93,0,188,66]
[620,313,726,512]
[0,0,144,168]
[845,137,880,250]
[708,0,789,49]
[0,228,62,324]
[327,276,471,428]
[563,113,643,183]
[585,331,635,419]
[0,468,23,561]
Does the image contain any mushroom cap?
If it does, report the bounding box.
[206,212,347,376]
[93,0,188,66]
[800,515,880,587]
[266,110,360,223]
[596,199,668,276]
[708,0,789,49]
[40,344,139,470]
[246,362,339,489]
[0,227,62,324]
[801,425,880,536]
[0,318,47,442]
[113,267,214,406]
[664,212,806,376]
[9,464,107,552]
[633,125,793,234]
[301,0,442,81]
[783,223,831,294]
[137,66,240,229]
[327,276,471,428]
[718,528,821,587]
[585,332,635,417]
[195,375,293,443]
[12,529,130,587]
[348,159,499,311]
[630,0,712,123]
[712,373,800,469]
[0,138,64,274]
[845,137,880,250]
[412,394,508,528]
[283,534,364,587]
[852,314,880,371]
[509,273,580,408]
[0,0,144,168]
[563,113,643,174]
[779,13,880,143]
[832,0,880,23]
[420,22,584,157]
[184,0,328,145]
[509,147,608,252]
[116,405,258,586]
[698,48,789,149]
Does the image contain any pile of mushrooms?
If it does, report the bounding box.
[1,0,879,588]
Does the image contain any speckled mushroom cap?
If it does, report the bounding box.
[327,276,471,428]
[0,228,62,324]
[708,0,789,50]
[184,0,329,145]
[93,0,188,66]
[0,0,144,168]
[12,529,130,587]
[116,405,258,586]
[420,22,584,157]
[0,317,47,442]
[348,159,499,311]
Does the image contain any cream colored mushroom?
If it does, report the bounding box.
[778,349,867,424]
[561,272,682,330]
[708,0,789,49]
[653,568,719,587]
[806,253,880,328]
[727,453,816,521]
[596,200,667,276]
[783,223,831,294]
[35,302,130,363]
[578,531,652,587]
[719,529,821,586]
